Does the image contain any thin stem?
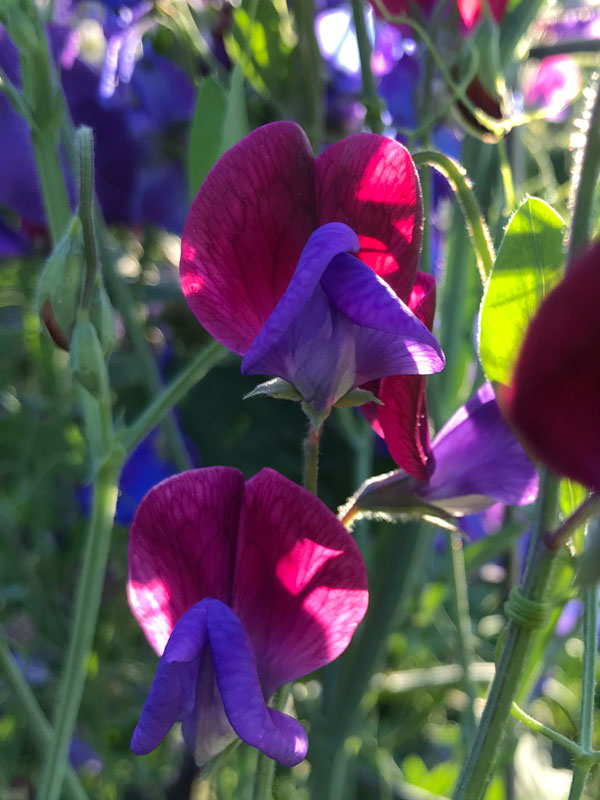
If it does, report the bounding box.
[413,150,495,283]
[567,74,600,265]
[350,0,383,134]
[303,424,322,495]
[529,40,600,59]
[120,339,228,455]
[511,702,584,761]
[452,471,560,800]
[449,532,478,743]
[251,686,290,800]
[567,585,600,800]
[293,0,323,148]
[0,636,88,800]
[76,127,100,309]
[545,493,600,551]
[30,131,71,244]
[497,137,516,215]
[37,449,123,800]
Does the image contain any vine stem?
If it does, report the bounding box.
[350,0,384,134]
[452,471,560,800]
[120,339,228,454]
[449,532,478,743]
[412,150,495,283]
[293,0,323,148]
[303,423,323,496]
[567,585,599,800]
[37,447,123,800]
[0,636,88,800]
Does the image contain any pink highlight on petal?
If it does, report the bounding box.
[276,540,344,596]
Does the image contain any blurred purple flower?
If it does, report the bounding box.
[523,55,582,122]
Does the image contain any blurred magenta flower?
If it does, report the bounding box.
[350,383,538,518]
[180,122,444,415]
[508,240,600,493]
[369,0,508,28]
[522,55,581,121]
[128,467,368,765]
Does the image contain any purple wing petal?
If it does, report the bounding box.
[420,383,539,512]
[241,223,359,411]
[321,252,444,383]
[207,601,308,767]
[131,601,209,755]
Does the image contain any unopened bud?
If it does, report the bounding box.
[70,311,108,396]
[89,284,116,358]
[36,216,83,350]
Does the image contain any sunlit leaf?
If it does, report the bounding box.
[478,197,565,386]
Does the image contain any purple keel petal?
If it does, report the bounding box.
[208,602,308,767]
[419,383,539,513]
[321,253,444,383]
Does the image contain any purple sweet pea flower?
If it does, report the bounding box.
[347,382,539,521]
[522,55,582,122]
[128,467,368,765]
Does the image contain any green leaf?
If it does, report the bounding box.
[187,67,249,200]
[560,479,588,555]
[187,77,227,200]
[576,515,600,587]
[478,197,565,386]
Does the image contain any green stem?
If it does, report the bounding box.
[30,130,71,245]
[449,532,478,744]
[76,127,100,309]
[37,448,123,800]
[452,471,560,800]
[350,0,383,134]
[303,424,322,495]
[99,235,193,472]
[293,0,323,147]
[529,40,600,59]
[546,493,600,551]
[497,137,516,215]
[413,150,495,283]
[120,339,228,455]
[567,74,600,265]
[567,585,599,800]
[251,686,290,800]
[0,636,88,800]
[511,702,584,761]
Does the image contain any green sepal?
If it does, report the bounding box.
[342,471,460,533]
[36,215,83,349]
[244,378,302,402]
[69,311,109,397]
[89,284,116,358]
[334,388,383,408]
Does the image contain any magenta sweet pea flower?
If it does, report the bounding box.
[128,467,368,765]
[180,122,444,414]
[348,383,538,520]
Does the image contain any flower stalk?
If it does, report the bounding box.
[350,0,384,134]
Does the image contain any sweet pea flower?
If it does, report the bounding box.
[522,55,582,122]
[128,467,368,765]
[507,240,600,493]
[180,122,444,416]
[346,383,538,521]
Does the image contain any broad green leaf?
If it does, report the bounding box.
[479,197,565,386]
[187,67,249,200]
[187,77,227,200]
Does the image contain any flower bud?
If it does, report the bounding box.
[89,284,116,358]
[70,311,108,397]
[36,216,83,350]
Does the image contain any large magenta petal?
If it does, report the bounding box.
[232,469,368,695]
[322,254,444,384]
[315,134,422,302]
[180,122,316,354]
[127,468,244,654]
[365,272,437,480]
[508,240,600,492]
[422,383,539,512]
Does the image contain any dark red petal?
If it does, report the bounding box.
[314,134,422,302]
[180,122,316,354]
[508,240,600,492]
[365,271,436,480]
[232,469,368,695]
[127,468,245,654]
